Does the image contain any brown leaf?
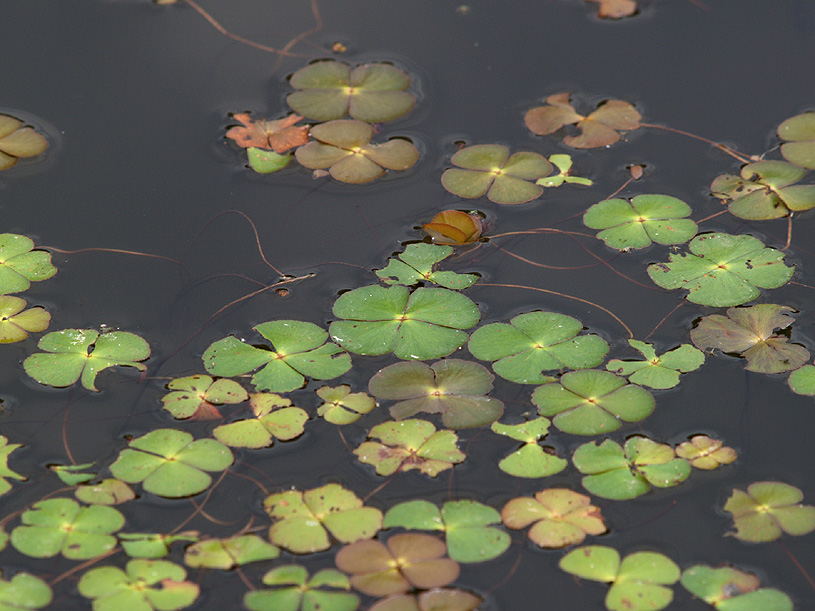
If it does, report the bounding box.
[226,113,310,153]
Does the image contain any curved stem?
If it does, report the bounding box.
[640,122,754,164]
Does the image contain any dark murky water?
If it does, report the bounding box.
[2,0,815,608]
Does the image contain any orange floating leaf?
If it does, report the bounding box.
[226,113,310,154]
[422,210,483,245]
[587,0,638,19]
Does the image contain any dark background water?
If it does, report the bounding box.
[2,0,815,608]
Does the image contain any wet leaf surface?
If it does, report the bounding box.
[724,481,815,542]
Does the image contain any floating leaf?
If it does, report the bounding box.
[287,61,415,122]
[0,436,26,496]
[0,115,48,170]
[161,374,248,420]
[245,566,359,611]
[369,589,481,611]
[525,93,641,149]
[295,120,418,183]
[376,243,478,290]
[383,499,510,563]
[203,320,351,393]
[441,144,552,205]
[51,462,96,486]
[690,305,809,374]
[788,364,815,396]
[0,572,52,610]
[777,112,815,170]
[0,296,49,343]
[368,359,503,428]
[572,437,691,500]
[537,154,593,187]
[247,148,293,173]
[469,311,609,384]
[355,419,465,477]
[606,340,705,389]
[647,233,794,307]
[490,418,567,478]
[587,0,638,19]
[213,393,307,448]
[184,535,280,569]
[78,559,199,611]
[11,498,124,560]
[317,385,376,425]
[330,284,480,360]
[680,565,792,610]
[75,479,135,505]
[226,113,309,154]
[583,194,697,250]
[502,488,606,548]
[675,436,737,470]
[118,532,199,559]
[335,533,459,597]
[532,369,654,435]
[0,233,57,295]
[110,429,233,498]
[559,546,680,611]
[711,161,815,220]
[724,481,815,542]
[422,210,484,245]
[263,483,382,553]
[24,329,150,391]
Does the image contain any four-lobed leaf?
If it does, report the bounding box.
[317,384,376,425]
[376,243,478,290]
[723,481,815,542]
[490,418,567,478]
[212,393,307,448]
[24,329,150,391]
[690,304,809,374]
[354,419,465,477]
[680,564,793,611]
[160,374,248,420]
[368,359,503,428]
[330,284,480,361]
[583,194,697,250]
[183,534,280,569]
[606,339,704,389]
[501,488,606,548]
[647,233,794,307]
[226,113,309,154]
[469,311,609,384]
[244,566,359,611]
[203,320,351,393]
[559,545,680,611]
[0,233,57,295]
[532,369,654,435]
[675,435,737,470]
[441,144,552,205]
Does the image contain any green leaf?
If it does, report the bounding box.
[469,311,609,384]
[119,532,199,559]
[0,295,50,343]
[316,385,376,425]
[376,243,478,290]
[711,161,815,219]
[110,429,233,498]
[161,374,247,419]
[354,419,465,477]
[0,573,52,610]
[23,329,150,391]
[247,147,293,173]
[75,479,136,505]
[584,194,697,250]
[560,546,679,611]
[441,144,552,204]
[368,359,503,428]
[287,61,415,122]
[0,436,26,496]
[532,369,654,435]
[490,418,567,478]
[263,484,382,553]
[78,559,199,611]
[383,500,509,563]
[0,233,57,295]
[245,566,359,611]
[537,154,593,187]
[335,533,459,597]
[647,233,794,307]
[213,393,308,448]
[680,565,792,610]
[690,305,809,374]
[724,481,815,542]
[606,339,704,389]
[778,112,815,169]
[11,498,124,560]
[789,364,815,396]
[184,534,280,569]
[203,320,351,393]
[675,435,737,470]
[501,488,607,548]
[331,285,480,360]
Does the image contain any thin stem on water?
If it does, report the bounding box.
[640,122,755,164]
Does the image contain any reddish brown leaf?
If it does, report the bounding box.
[587,0,638,19]
[226,113,310,153]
